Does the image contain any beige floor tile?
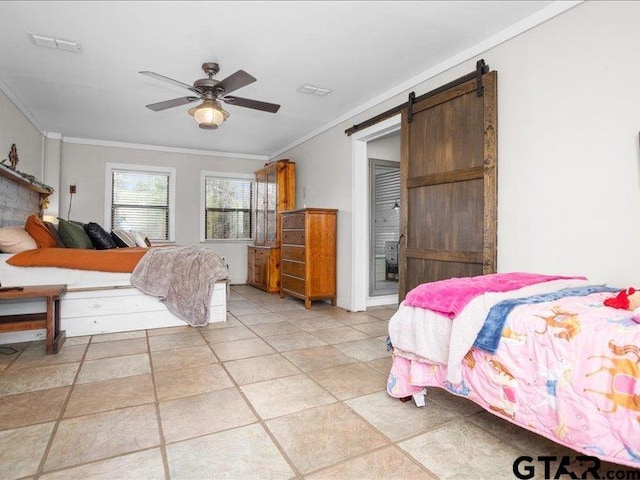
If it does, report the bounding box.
[64,374,154,418]
[166,423,294,479]
[333,312,381,325]
[468,410,568,455]
[77,354,150,384]
[39,448,165,480]
[306,446,437,480]
[283,345,358,372]
[276,309,326,321]
[148,332,206,351]
[235,312,285,325]
[398,419,524,479]
[0,422,55,480]
[264,332,327,352]
[312,326,370,344]
[85,337,148,360]
[334,338,389,361]
[151,345,218,372]
[62,335,92,346]
[0,387,68,430]
[200,317,242,329]
[160,388,257,443]
[248,321,303,337]
[367,356,393,374]
[290,316,345,332]
[201,325,257,344]
[352,321,390,337]
[309,363,386,400]
[44,404,160,472]
[9,344,87,370]
[0,363,79,396]
[228,304,270,316]
[266,403,387,474]
[366,308,398,321]
[346,391,457,441]
[241,374,336,419]
[147,325,193,337]
[211,338,276,361]
[426,387,484,417]
[155,363,233,401]
[224,353,300,385]
[90,330,146,343]
[264,302,306,312]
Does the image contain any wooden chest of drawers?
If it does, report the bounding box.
[280,208,337,309]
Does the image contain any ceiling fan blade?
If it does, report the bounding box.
[145,96,200,112]
[222,96,280,113]
[139,71,199,94]
[215,70,256,95]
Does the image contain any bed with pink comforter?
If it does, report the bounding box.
[387,273,640,468]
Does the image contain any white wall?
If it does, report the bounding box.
[0,88,43,179]
[367,132,401,163]
[280,1,640,308]
[60,142,266,283]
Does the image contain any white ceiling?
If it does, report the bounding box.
[0,1,558,157]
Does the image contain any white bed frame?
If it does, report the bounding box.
[0,282,227,343]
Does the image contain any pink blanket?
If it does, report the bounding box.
[404,272,585,318]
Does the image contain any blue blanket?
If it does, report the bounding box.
[473,285,618,353]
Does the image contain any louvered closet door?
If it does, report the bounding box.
[399,71,497,300]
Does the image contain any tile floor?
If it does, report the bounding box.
[0,285,633,479]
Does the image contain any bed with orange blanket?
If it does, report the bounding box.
[6,247,149,272]
[0,248,228,343]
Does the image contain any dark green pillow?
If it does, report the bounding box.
[57,218,94,249]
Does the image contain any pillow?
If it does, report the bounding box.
[25,214,58,248]
[44,222,65,248]
[0,227,37,253]
[84,222,117,250]
[111,229,135,248]
[57,218,94,249]
[131,230,151,248]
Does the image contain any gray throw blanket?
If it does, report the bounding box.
[130,246,228,326]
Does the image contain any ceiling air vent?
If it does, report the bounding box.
[27,32,82,53]
[297,84,331,96]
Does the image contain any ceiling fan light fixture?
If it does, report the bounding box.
[188,99,229,129]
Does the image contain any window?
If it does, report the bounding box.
[201,172,253,241]
[105,164,176,242]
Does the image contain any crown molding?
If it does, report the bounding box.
[45,132,62,140]
[269,0,583,159]
[62,136,269,161]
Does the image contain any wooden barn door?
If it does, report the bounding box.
[399,70,497,300]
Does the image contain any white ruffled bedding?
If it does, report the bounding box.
[388,278,590,384]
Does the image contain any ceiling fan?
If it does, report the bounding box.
[139,62,280,129]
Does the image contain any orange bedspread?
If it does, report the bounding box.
[7,248,149,273]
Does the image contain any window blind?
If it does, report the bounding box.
[204,177,252,240]
[111,170,170,241]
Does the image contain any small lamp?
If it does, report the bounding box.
[392,198,400,211]
[188,98,230,130]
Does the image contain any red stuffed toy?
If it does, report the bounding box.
[604,287,637,309]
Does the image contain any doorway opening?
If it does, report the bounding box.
[368,155,400,297]
[350,114,401,312]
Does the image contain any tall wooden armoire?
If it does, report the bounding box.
[247,159,296,293]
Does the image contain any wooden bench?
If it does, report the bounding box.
[0,284,67,354]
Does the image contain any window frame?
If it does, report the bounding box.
[104,163,176,243]
[200,170,254,243]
